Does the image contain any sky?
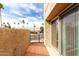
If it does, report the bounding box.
[1,3,44,30]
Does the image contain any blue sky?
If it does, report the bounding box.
[1,3,44,30]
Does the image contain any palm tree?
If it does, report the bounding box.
[22,20,25,28]
[2,22,5,27]
[40,26,44,33]
[7,22,9,25]
[17,22,20,28]
[27,22,28,25]
[2,23,7,28]
[7,22,11,28]
[42,23,44,26]
[33,24,36,33]
[33,24,36,40]
[14,22,16,28]
[17,22,20,25]
[3,22,5,24]
[26,22,29,29]
[4,24,7,28]
[14,22,16,24]
[0,3,3,27]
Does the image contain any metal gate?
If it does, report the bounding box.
[30,33,44,42]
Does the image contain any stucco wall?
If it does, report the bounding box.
[44,4,60,55]
[44,3,56,20]
[44,3,56,47]
[0,28,30,56]
[44,21,52,47]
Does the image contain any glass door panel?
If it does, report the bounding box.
[61,7,77,56]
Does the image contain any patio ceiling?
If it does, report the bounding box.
[46,3,74,22]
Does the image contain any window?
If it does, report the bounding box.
[52,20,58,49]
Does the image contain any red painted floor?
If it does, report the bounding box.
[25,42,49,56]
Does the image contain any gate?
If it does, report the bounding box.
[30,32,44,42]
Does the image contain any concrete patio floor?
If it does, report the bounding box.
[25,42,49,56]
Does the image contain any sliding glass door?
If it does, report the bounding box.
[75,6,79,55]
[61,6,79,56]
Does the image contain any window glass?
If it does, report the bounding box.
[61,6,79,56]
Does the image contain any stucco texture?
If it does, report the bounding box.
[0,28,30,56]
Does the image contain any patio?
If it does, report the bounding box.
[25,42,49,56]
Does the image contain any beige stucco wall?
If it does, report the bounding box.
[44,21,60,56]
[44,21,52,47]
[44,3,56,20]
[44,3,56,47]
[44,3,60,55]
[0,28,30,56]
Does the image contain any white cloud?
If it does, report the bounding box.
[18,3,42,13]
[1,3,44,31]
[27,16,38,22]
[12,10,23,17]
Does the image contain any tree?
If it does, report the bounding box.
[4,24,7,28]
[7,22,11,28]
[0,3,3,27]
[40,26,44,33]
[3,22,5,24]
[27,22,28,25]
[22,20,25,28]
[0,3,3,8]
[14,22,16,24]
[2,23,7,28]
[42,23,44,26]
[39,23,44,33]
[17,23,20,25]
[33,24,36,33]
[26,22,29,29]
[22,20,25,24]
[7,22,9,24]
[14,22,16,28]
[2,22,5,27]
[17,22,20,28]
